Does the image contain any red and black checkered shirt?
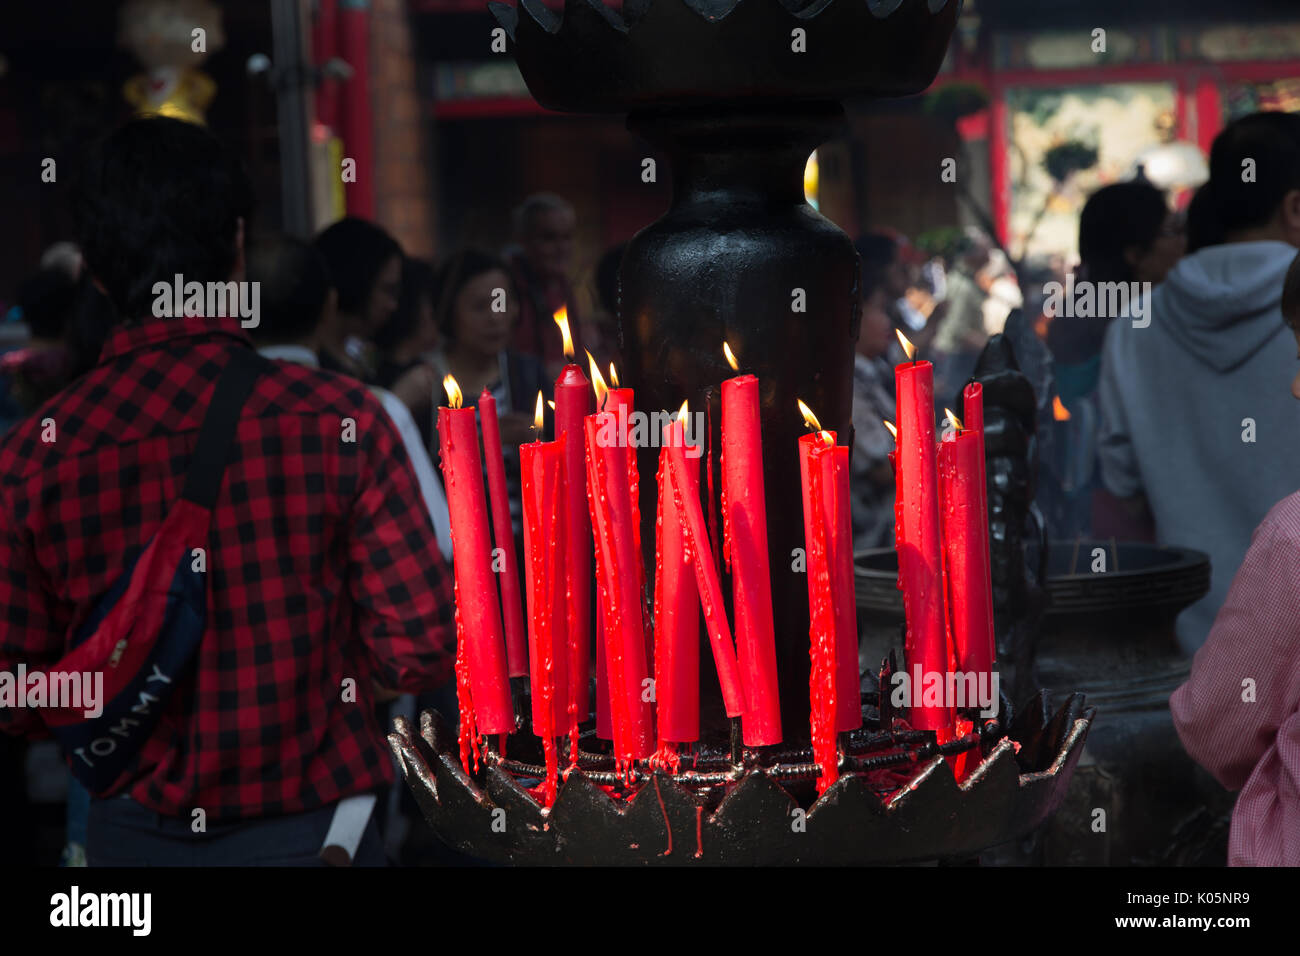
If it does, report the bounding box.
[0,316,455,821]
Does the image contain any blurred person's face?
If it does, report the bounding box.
[454,269,515,358]
[364,254,402,337]
[1128,212,1186,285]
[859,287,893,357]
[523,207,576,280]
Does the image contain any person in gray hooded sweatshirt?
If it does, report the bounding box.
[1099,111,1300,654]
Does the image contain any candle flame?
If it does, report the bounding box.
[553,305,574,361]
[945,408,963,432]
[677,399,689,420]
[442,374,463,409]
[884,420,898,440]
[534,390,545,430]
[1053,395,1072,421]
[896,329,916,361]
[586,350,609,408]
[609,362,620,388]
[796,398,822,433]
[819,430,834,447]
[723,341,739,372]
[547,400,555,410]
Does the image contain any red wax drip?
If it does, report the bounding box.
[652,776,673,857]
[452,579,481,775]
[804,446,839,794]
[705,395,720,581]
[694,804,704,859]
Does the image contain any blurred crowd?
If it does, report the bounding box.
[4,108,1300,867]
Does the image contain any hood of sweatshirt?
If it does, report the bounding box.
[1157,240,1298,373]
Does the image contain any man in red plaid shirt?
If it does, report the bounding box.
[0,117,456,865]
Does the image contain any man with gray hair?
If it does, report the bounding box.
[505,192,583,376]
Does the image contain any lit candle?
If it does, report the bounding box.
[437,375,514,758]
[653,403,701,746]
[552,307,592,747]
[664,409,747,720]
[953,387,995,680]
[798,427,838,794]
[478,388,528,678]
[588,355,647,743]
[520,393,565,805]
[584,411,654,772]
[892,331,953,735]
[797,401,861,736]
[720,342,782,746]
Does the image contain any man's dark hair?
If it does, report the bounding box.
[245,235,331,345]
[71,116,253,323]
[434,249,516,350]
[374,257,439,353]
[1206,111,1300,237]
[1184,181,1223,254]
[1078,179,1170,285]
[312,217,402,317]
[1282,252,1300,328]
[17,266,80,341]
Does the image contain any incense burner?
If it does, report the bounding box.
[491,0,960,731]
[396,0,1098,865]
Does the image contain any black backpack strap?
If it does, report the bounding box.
[181,348,270,509]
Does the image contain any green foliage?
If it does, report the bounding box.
[923,82,991,123]
[1044,140,1099,182]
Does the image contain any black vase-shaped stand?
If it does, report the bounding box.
[621,102,859,736]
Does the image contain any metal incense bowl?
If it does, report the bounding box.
[389,685,1094,865]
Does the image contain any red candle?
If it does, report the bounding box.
[520,404,566,805]
[796,400,861,736]
[593,358,646,741]
[584,414,654,769]
[664,408,747,720]
[720,347,782,746]
[605,377,650,672]
[956,386,996,678]
[653,414,700,744]
[825,437,862,733]
[478,388,528,678]
[893,335,953,734]
[798,430,839,794]
[437,376,513,740]
[552,309,592,740]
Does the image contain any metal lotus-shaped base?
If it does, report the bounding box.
[488,0,961,113]
[389,691,1094,865]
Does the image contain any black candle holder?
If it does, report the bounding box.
[389,670,1094,865]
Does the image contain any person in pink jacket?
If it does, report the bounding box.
[1170,250,1300,866]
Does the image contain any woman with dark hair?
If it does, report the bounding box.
[312,216,403,380]
[1049,178,1183,540]
[374,258,443,450]
[429,249,551,536]
[1051,179,1183,399]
